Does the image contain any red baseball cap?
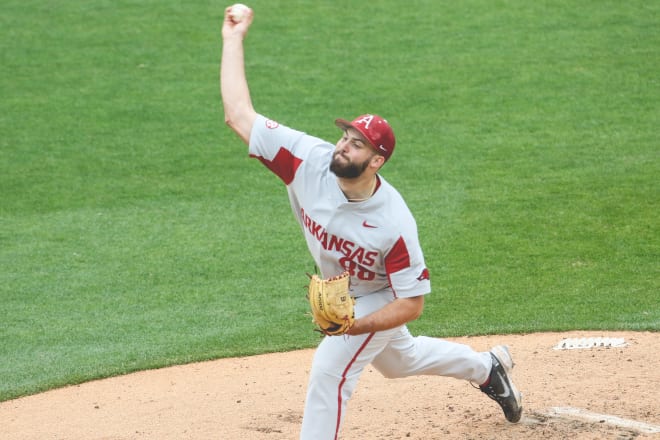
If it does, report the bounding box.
[335,114,396,161]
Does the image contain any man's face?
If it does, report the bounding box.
[330,128,377,178]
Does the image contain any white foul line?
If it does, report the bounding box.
[547,406,660,434]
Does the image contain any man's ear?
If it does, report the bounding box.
[370,154,386,169]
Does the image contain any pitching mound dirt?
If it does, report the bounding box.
[2,331,658,439]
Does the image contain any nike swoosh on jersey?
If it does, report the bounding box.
[362,221,378,228]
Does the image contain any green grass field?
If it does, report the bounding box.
[1,0,658,401]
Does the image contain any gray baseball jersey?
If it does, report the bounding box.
[248,114,431,300]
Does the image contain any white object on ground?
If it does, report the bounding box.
[552,337,627,350]
[547,406,660,434]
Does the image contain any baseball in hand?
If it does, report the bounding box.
[229,3,250,23]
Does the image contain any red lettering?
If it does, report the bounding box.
[300,210,380,279]
[310,222,323,239]
[363,251,377,266]
[349,246,365,263]
[341,240,354,257]
[328,234,344,252]
[339,257,376,281]
[319,230,328,248]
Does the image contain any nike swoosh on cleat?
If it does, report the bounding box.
[362,221,377,228]
[496,372,511,398]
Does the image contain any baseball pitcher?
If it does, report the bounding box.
[220,5,522,440]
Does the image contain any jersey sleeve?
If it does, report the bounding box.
[248,114,330,185]
[384,215,431,299]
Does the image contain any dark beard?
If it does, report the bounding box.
[329,153,370,178]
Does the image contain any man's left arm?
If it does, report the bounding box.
[346,295,425,335]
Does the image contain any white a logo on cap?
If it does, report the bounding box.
[356,115,374,129]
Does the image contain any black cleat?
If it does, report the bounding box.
[479,345,523,423]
